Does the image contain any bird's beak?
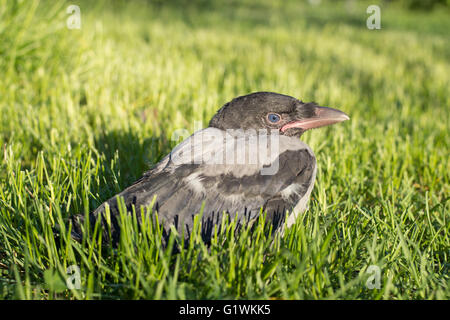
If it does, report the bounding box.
[281,106,350,132]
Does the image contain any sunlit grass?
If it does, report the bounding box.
[0,0,448,299]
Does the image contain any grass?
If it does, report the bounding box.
[0,0,449,299]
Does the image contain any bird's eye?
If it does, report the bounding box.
[267,113,281,123]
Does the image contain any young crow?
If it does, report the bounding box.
[70,92,349,245]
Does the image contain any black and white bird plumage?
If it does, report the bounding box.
[70,92,349,245]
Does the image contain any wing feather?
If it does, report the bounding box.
[76,128,316,244]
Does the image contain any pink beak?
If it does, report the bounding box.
[281,106,350,132]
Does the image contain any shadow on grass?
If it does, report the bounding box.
[92,128,173,204]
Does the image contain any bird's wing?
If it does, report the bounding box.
[89,128,316,242]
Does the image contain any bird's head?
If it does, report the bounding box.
[209,92,349,137]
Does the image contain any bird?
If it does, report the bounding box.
[69,92,349,246]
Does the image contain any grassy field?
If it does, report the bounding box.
[0,0,448,299]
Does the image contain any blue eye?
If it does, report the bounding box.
[267,113,281,123]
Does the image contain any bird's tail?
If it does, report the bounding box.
[51,213,85,247]
[60,211,121,247]
[69,214,85,242]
